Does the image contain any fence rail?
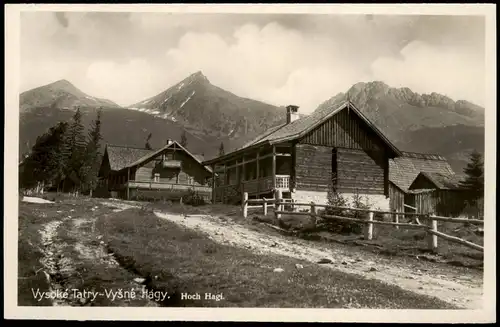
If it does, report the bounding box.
[241,191,484,253]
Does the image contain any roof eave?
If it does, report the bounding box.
[203,140,272,165]
[345,101,402,157]
[277,101,402,157]
[122,141,213,174]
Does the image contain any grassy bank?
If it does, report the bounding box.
[246,210,484,269]
[97,207,458,309]
[145,201,483,269]
[18,198,155,307]
[18,203,56,306]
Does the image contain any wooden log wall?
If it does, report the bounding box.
[336,148,385,195]
[414,191,437,215]
[133,148,210,186]
[295,144,386,194]
[295,144,332,191]
[389,182,405,213]
[299,107,385,152]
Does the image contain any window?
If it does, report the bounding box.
[187,176,194,185]
[154,173,160,182]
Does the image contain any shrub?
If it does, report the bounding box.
[323,186,368,235]
[225,186,241,205]
[183,188,206,206]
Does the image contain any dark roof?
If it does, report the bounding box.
[123,141,213,174]
[205,100,402,165]
[105,145,155,171]
[389,152,456,192]
[193,154,205,162]
[411,172,465,190]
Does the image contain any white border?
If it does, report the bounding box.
[4,4,496,323]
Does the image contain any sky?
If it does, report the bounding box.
[20,10,486,113]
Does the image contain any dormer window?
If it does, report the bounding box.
[154,173,160,182]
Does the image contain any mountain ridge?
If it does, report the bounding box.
[20,79,121,112]
[19,74,485,173]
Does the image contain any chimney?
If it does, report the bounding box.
[286,105,300,124]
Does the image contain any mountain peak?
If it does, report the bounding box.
[20,78,120,111]
[348,81,390,95]
[186,71,210,84]
[43,79,83,95]
[49,79,75,88]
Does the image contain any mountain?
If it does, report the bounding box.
[393,124,485,173]
[19,106,222,160]
[315,81,485,173]
[19,76,485,174]
[18,75,288,160]
[317,81,484,143]
[128,71,287,141]
[20,79,121,112]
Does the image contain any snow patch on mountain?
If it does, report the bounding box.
[162,96,171,105]
[180,91,195,109]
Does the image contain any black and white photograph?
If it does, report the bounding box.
[4,3,496,323]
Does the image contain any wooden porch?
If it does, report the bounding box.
[209,143,294,203]
[97,177,212,200]
[126,180,212,193]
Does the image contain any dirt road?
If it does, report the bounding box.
[153,211,483,309]
[34,199,157,307]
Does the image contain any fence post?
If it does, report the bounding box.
[274,189,282,220]
[242,192,248,218]
[310,202,317,226]
[263,197,268,216]
[364,211,374,241]
[427,215,438,252]
[393,211,399,230]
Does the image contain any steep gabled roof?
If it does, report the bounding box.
[205,100,402,165]
[389,151,456,192]
[239,123,287,149]
[410,172,465,190]
[105,145,154,171]
[124,140,213,174]
[193,154,205,162]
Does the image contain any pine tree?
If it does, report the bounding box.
[20,122,68,191]
[81,109,103,195]
[219,142,225,156]
[180,131,188,147]
[62,107,86,193]
[459,149,484,206]
[46,122,70,192]
[145,133,153,150]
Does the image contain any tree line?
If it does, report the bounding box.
[459,149,484,209]
[19,108,103,196]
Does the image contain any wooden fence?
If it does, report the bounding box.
[241,191,484,253]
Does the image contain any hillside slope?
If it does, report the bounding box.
[128,71,287,140]
[19,107,220,159]
[20,79,120,112]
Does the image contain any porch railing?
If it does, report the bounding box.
[126,180,211,193]
[223,175,291,195]
[275,175,290,189]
